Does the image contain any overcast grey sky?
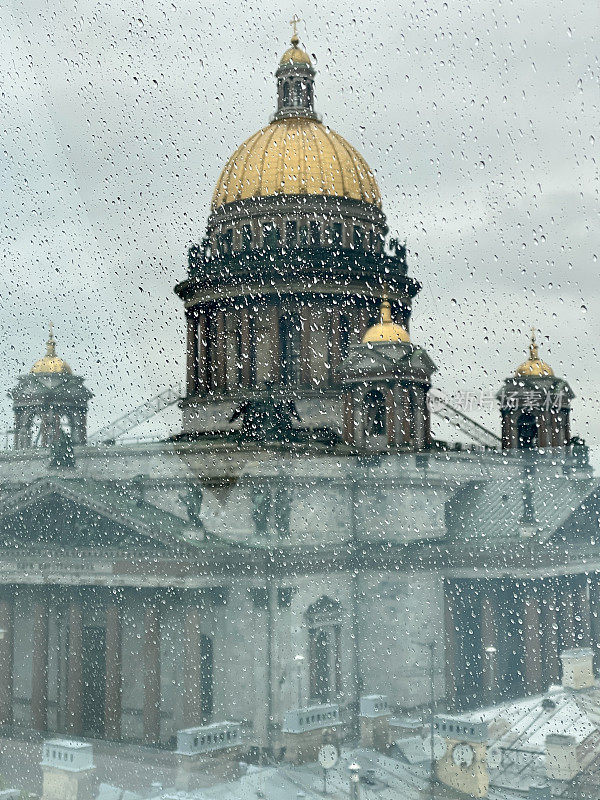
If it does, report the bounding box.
[0,0,598,452]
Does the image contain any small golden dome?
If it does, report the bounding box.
[515,328,554,378]
[362,299,410,344]
[280,35,312,66]
[212,117,381,210]
[31,324,72,375]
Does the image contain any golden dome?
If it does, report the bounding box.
[280,34,312,66]
[211,117,382,210]
[362,300,410,344]
[31,325,72,375]
[515,328,554,378]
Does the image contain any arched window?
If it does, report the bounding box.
[363,389,387,437]
[29,414,43,447]
[279,313,302,386]
[517,412,538,449]
[294,80,303,106]
[283,81,290,105]
[306,597,342,703]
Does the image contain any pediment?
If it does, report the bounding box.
[0,478,200,554]
[338,343,436,378]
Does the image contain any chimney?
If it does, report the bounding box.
[560,648,595,690]
[545,734,579,781]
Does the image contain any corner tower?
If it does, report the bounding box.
[497,329,573,450]
[175,32,422,443]
[11,326,92,449]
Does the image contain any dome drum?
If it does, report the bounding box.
[180,244,418,304]
[205,194,388,260]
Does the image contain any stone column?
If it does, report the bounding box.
[0,593,14,728]
[269,303,281,384]
[444,584,458,708]
[523,590,543,694]
[342,391,354,445]
[216,309,227,391]
[399,384,411,445]
[411,386,425,450]
[240,307,253,388]
[386,388,395,447]
[197,311,208,393]
[300,306,311,387]
[480,593,498,704]
[143,602,161,745]
[329,308,341,385]
[31,593,49,732]
[185,313,199,397]
[353,387,364,446]
[66,599,83,736]
[358,306,370,340]
[543,589,561,685]
[183,603,203,729]
[252,587,272,750]
[537,412,550,448]
[104,599,122,741]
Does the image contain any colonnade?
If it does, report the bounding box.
[0,587,212,744]
[184,301,384,397]
[444,575,600,708]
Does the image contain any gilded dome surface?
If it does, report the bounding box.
[280,44,312,66]
[515,329,554,378]
[211,117,382,210]
[362,300,410,344]
[515,358,554,378]
[31,328,72,375]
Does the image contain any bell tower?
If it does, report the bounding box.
[497,329,573,450]
[11,325,92,449]
[337,298,436,452]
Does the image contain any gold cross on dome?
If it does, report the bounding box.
[290,14,301,37]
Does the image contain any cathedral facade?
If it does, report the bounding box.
[0,33,597,752]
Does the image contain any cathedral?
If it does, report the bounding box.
[0,31,597,754]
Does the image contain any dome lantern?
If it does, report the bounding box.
[273,20,317,122]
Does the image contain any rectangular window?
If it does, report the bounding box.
[241,224,253,250]
[309,220,320,247]
[285,220,298,247]
[220,228,233,255]
[353,225,363,250]
[332,222,342,247]
[262,223,279,250]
